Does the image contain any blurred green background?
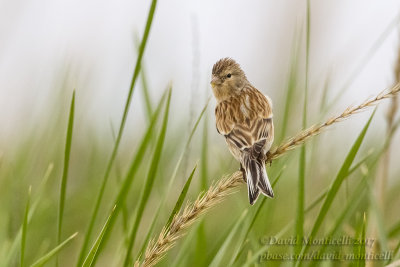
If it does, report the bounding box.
[0,0,400,266]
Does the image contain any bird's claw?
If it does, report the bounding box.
[240,165,246,183]
[265,151,273,167]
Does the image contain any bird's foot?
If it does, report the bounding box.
[240,164,246,183]
[265,151,273,167]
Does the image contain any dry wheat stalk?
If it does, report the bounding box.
[141,171,243,267]
[267,82,400,162]
[138,82,400,267]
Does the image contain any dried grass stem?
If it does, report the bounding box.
[142,172,243,267]
[267,83,400,162]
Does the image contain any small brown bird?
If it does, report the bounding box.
[211,58,274,205]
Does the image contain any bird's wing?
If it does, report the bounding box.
[215,100,236,136]
[215,86,273,152]
[246,87,273,145]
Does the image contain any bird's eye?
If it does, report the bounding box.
[226,73,232,78]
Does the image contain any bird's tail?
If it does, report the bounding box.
[242,154,274,205]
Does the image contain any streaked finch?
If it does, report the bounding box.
[211,58,274,205]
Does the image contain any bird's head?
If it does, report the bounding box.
[211,58,248,102]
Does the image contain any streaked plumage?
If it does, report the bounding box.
[211,58,274,205]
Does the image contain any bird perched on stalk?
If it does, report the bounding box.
[211,58,274,205]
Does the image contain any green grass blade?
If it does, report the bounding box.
[131,0,157,120]
[76,0,158,264]
[108,125,129,233]
[232,169,285,265]
[200,224,243,266]
[279,28,301,141]
[295,110,376,267]
[311,109,374,233]
[356,213,367,267]
[138,100,209,263]
[347,149,373,176]
[193,221,207,266]
[208,209,248,267]
[123,87,172,266]
[200,114,209,190]
[136,99,209,261]
[172,223,201,267]
[241,222,293,267]
[319,71,331,112]
[194,113,209,266]
[134,34,153,122]
[296,145,306,254]
[95,88,204,266]
[352,214,363,261]
[305,154,369,217]
[30,232,78,267]
[81,89,166,266]
[243,169,284,238]
[309,178,367,267]
[82,206,116,267]
[164,98,209,197]
[5,164,54,266]
[393,241,400,261]
[186,97,210,148]
[166,97,209,195]
[296,1,310,248]
[135,165,196,262]
[240,181,331,267]
[335,184,366,238]
[20,186,31,267]
[136,205,162,260]
[57,91,75,244]
[389,220,400,238]
[366,177,389,254]
[140,64,153,122]
[165,165,197,232]
[241,165,367,267]
[304,191,327,213]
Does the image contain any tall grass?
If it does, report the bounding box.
[76,0,158,265]
[2,1,400,267]
[295,1,310,258]
[20,186,31,267]
[57,91,75,244]
[295,109,375,267]
[123,87,172,266]
[139,84,399,267]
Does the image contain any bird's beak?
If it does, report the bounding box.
[210,76,219,87]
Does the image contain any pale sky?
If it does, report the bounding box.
[1,0,400,154]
